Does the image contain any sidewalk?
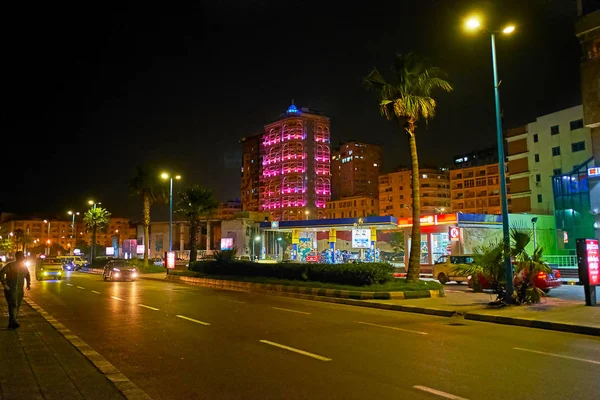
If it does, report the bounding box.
[0,299,126,399]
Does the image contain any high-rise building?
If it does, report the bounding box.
[450,163,503,214]
[331,141,382,199]
[325,196,379,219]
[453,146,497,169]
[378,168,451,218]
[240,134,261,211]
[259,103,331,221]
[505,106,593,214]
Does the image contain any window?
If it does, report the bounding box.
[570,119,584,131]
[550,125,559,135]
[537,194,543,203]
[553,168,562,175]
[533,134,538,143]
[534,154,540,162]
[572,141,586,152]
[536,174,541,182]
[552,146,561,156]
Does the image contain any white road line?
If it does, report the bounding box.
[513,347,600,365]
[138,304,159,311]
[76,286,85,289]
[271,307,311,315]
[91,290,101,295]
[223,299,246,304]
[259,340,331,361]
[176,315,210,325]
[413,385,469,400]
[355,321,428,335]
[110,296,124,301]
[66,283,73,286]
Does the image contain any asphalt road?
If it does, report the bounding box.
[24,271,600,400]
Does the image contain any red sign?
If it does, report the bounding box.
[166,251,176,269]
[586,239,599,286]
[449,227,460,242]
[563,231,569,244]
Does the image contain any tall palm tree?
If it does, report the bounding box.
[365,53,453,283]
[83,207,111,263]
[129,165,164,263]
[174,185,218,262]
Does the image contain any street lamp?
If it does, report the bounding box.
[88,200,102,209]
[465,15,516,302]
[305,210,310,220]
[253,235,260,261]
[161,172,182,253]
[43,220,51,256]
[68,211,80,255]
[531,217,538,252]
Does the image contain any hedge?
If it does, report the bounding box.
[188,260,394,286]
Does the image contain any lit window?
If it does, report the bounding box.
[373,163,378,167]
[422,174,428,178]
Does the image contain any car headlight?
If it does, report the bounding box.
[43,271,47,276]
[24,261,31,267]
[113,268,120,271]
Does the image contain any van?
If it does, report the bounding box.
[36,258,64,281]
[56,255,87,270]
[432,255,474,284]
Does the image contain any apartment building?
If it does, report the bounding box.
[331,141,382,199]
[325,196,379,219]
[450,163,503,214]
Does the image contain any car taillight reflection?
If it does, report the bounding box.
[537,271,547,280]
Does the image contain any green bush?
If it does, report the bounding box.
[128,259,166,273]
[187,260,394,286]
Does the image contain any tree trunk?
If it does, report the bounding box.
[406,125,421,283]
[190,218,198,262]
[91,225,97,264]
[143,193,151,264]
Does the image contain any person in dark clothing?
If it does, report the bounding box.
[0,251,31,329]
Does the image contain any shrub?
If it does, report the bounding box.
[187,260,394,286]
[128,259,166,273]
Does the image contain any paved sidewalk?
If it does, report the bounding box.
[0,299,126,400]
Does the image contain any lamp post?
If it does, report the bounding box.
[531,217,538,252]
[68,211,80,255]
[305,210,310,220]
[161,172,182,253]
[253,235,260,261]
[43,220,51,256]
[465,16,516,303]
[88,200,101,210]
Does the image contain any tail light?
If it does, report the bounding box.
[554,270,561,278]
[537,271,547,280]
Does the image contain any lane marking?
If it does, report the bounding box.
[355,321,428,335]
[513,347,600,365]
[66,283,73,286]
[259,340,331,361]
[223,299,246,304]
[91,290,101,295]
[138,304,159,311]
[76,286,85,289]
[271,307,311,315]
[413,386,469,400]
[176,315,210,325]
[110,296,124,301]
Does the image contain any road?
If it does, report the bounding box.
[25,271,600,400]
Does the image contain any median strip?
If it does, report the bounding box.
[138,304,159,311]
[176,315,210,325]
[355,321,428,335]
[271,307,311,315]
[513,347,600,365]
[259,340,331,361]
[413,385,468,400]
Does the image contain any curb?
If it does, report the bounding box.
[24,298,152,400]
[464,312,600,336]
[165,274,444,300]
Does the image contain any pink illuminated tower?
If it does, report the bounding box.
[259,102,331,221]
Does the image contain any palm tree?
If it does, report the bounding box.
[130,165,164,264]
[365,53,453,283]
[174,185,218,262]
[83,206,111,263]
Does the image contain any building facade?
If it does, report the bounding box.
[379,168,451,219]
[325,196,379,219]
[505,106,593,214]
[240,134,261,211]
[259,103,331,221]
[450,163,503,214]
[216,200,242,220]
[0,219,73,252]
[453,146,497,169]
[331,141,382,199]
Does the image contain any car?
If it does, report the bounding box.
[432,255,474,284]
[151,257,165,266]
[56,255,87,270]
[305,252,319,263]
[102,260,138,281]
[35,258,64,281]
[469,266,562,293]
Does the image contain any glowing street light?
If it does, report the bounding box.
[67,211,80,254]
[464,14,517,302]
[161,172,182,254]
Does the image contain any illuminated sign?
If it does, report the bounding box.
[449,227,460,242]
[136,245,145,254]
[271,221,279,230]
[420,216,434,224]
[352,229,370,249]
[588,167,600,178]
[166,251,176,269]
[220,238,233,250]
[105,247,114,256]
[73,249,81,255]
[564,231,569,244]
[584,239,599,286]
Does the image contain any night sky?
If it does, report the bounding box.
[2,0,590,221]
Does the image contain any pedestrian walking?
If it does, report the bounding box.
[0,251,31,329]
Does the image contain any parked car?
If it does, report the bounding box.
[102,260,138,281]
[35,258,63,281]
[469,267,562,293]
[432,255,474,284]
[305,252,319,263]
[151,257,165,266]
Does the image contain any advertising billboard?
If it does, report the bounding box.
[220,238,234,250]
[166,251,176,269]
[576,238,599,306]
[352,229,370,249]
[105,247,115,256]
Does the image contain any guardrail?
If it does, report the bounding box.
[542,255,578,269]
